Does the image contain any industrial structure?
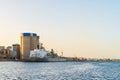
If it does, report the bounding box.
[20,33,39,60]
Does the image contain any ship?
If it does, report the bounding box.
[29,49,67,62]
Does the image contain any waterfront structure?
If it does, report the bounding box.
[0,46,5,50]
[6,46,13,59]
[0,46,5,55]
[0,45,20,60]
[20,33,40,60]
[12,44,20,59]
[0,46,7,59]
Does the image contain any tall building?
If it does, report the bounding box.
[20,33,40,60]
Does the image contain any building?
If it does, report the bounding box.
[20,33,40,60]
[12,44,20,59]
[6,46,13,59]
[0,46,5,55]
[0,46,5,51]
[0,46,6,59]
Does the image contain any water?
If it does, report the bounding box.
[0,62,120,80]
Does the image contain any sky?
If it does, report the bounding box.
[0,0,120,59]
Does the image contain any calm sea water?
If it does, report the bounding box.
[0,62,120,80]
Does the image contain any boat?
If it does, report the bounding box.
[29,49,67,62]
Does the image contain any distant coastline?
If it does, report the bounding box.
[0,57,120,62]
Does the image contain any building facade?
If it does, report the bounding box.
[12,44,20,59]
[20,33,39,60]
[0,46,5,50]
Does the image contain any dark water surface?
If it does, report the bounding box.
[0,62,120,80]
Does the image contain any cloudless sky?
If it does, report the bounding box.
[0,0,120,59]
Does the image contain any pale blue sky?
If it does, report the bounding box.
[0,0,120,58]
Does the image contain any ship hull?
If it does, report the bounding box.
[22,57,67,62]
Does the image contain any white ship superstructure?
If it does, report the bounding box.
[29,49,67,62]
[30,49,48,58]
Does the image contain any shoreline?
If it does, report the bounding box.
[0,59,120,62]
